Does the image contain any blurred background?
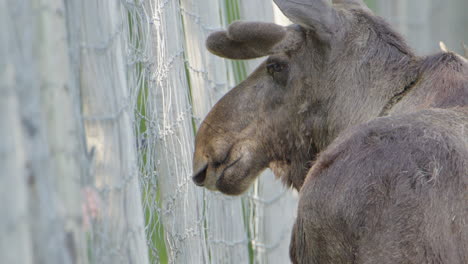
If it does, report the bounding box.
[370,0,468,55]
[1,1,466,264]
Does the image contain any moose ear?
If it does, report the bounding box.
[206,21,303,60]
[206,31,267,59]
[273,0,339,41]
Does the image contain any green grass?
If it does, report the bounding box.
[129,7,169,263]
[136,65,169,264]
[145,189,169,264]
[136,60,170,264]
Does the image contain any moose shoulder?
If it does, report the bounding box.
[192,0,468,263]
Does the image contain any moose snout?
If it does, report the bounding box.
[192,163,208,186]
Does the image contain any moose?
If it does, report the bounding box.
[192,0,468,263]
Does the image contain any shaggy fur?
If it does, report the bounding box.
[292,108,468,263]
[192,0,468,262]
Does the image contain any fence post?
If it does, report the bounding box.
[37,0,90,262]
[140,0,209,262]
[78,0,149,263]
[1,0,90,263]
[180,0,251,262]
[0,51,34,264]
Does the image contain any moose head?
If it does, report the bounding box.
[191,0,461,195]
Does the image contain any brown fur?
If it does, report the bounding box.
[294,108,468,264]
[192,0,468,262]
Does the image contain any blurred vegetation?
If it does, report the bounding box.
[364,0,377,11]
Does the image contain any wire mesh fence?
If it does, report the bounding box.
[2,0,297,263]
[1,0,467,264]
[132,0,298,263]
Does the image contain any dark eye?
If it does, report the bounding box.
[266,60,289,86]
[267,62,286,75]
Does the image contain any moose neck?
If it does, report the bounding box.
[320,59,418,148]
[288,52,420,191]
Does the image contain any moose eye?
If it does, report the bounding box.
[266,59,289,86]
[267,62,286,75]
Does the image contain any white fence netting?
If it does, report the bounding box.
[1,0,466,264]
[133,1,298,263]
[2,0,298,263]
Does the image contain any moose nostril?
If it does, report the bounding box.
[192,164,208,186]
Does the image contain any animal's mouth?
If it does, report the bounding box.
[192,139,270,195]
[220,156,243,176]
[215,156,243,188]
[195,153,248,191]
[216,161,259,195]
[192,155,242,188]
